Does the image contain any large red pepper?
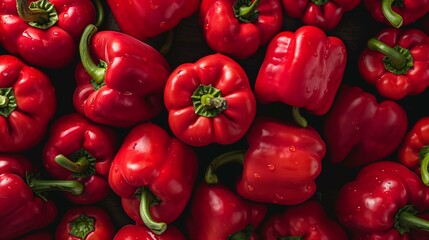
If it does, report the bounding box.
[323,85,408,168]
[254,26,347,127]
[164,53,256,147]
[206,117,326,205]
[114,224,186,240]
[73,24,170,127]
[363,0,429,28]
[335,161,429,238]
[0,154,84,239]
[108,122,198,235]
[358,27,429,100]
[199,0,283,59]
[262,200,348,240]
[55,205,116,240]
[281,0,361,31]
[106,0,199,41]
[0,54,56,152]
[42,113,117,204]
[0,0,101,68]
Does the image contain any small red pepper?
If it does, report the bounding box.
[358,27,429,100]
[255,25,347,127]
[73,24,171,127]
[108,122,198,235]
[0,0,101,68]
[335,161,429,238]
[55,205,116,240]
[363,0,429,28]
[114,224,186,240]
[281,0,361,31]
[0,154,84,239]
[199,0,283,59]
[0,54,56,153]
[262,200,348,240]
[323,85,408,168]
[42,113,117,204]
[164,53,257,146]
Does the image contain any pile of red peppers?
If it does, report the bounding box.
[1,0,429,239]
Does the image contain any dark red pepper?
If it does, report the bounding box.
[114,224,186,240]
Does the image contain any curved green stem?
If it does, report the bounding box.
[382,0,403,28]
[55,154,90,173]
[395,205,429,234]
[367,38,406,69]
[233,0,260,23]
[419,149,429,186]
[26,172,84,199]
[79,24,106,86]
[91,0,105,28]
[292,107,308,128]
[205,150,246,184]
[16,0,58,29]
[139,189,167,235]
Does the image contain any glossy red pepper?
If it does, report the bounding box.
[73,24,170,127]
[114,224,186,240]
[0,54,56,152]
[262,200,348,240]
[0,154,84,239]
[255,25,347,127]
[199,0,283,59]
[364,0,429,28]
[335,161,429,239]
[323,85,408,168]
[281,0,361,31]
[185,182,267,240]
[55,205,116,240]
[42,113,117,204]
[108,122,198,235]
[164,53,257,146]
[106,0,199,41]
[358,27,429,100]
[206,117,326,205]
[0,0,101,68]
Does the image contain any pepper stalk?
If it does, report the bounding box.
[26,172,84,201]
[136,187,167,235]
[395,205,429,234]
[381,0,404,28]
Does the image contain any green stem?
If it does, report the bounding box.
[312,0,328,5]
[91,0,105,28]
[70,214,95,239]
[192,84,228,117]
[205,150,246,184]
[27,173,84,198]
[0,95,8,107]
[367,38,406,69]
[233,0,260,23]
[79,24,106,86]
[419,149,429,186]
[395,205,429,234]
[381,0,403,28]
[55,154,90,173]
[139,189,167,235]
[0,87,17,117]
[238,0,260,19]
[230,231,248,240]
[158,30,174,56]
[16,0,58,29]
[292,107,308,128]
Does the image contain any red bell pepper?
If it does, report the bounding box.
[206,117,326,205]
[255,25,347,127]
[0,154,84,239]
[55,205,116,240]
[335,161,429,238]
[281,0,361,31]
[0,54,56,153]
[42,113,117,204]
[106,0,199,41]
[323,85,408,168]
[262,200,348,240]
[164,53,256,147]
[199,0,283,59]
[108,122,198,235]
[363,0,429,28]
[185,182,267,240]
[114,224,186,240]
[358,27,429,100]
[0,0,101,69]
[73,24,171,127]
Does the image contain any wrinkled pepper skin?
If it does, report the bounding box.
[323,85,408,168]
[55,206,116,240]
[255,26,347,116]
[73,24,170,127]
[107,0,199,41]
[358,28,429,100]
[0,55,56,152]
[185,182,267,240]
[281,0,361,31]
[108,122,198,235]
[114,224,186,240]
[164,53,257,147]
[199,0,283,59]
[364,0,429,28]
[42,113,117,204]
[335,161,429,239]
[262,200,348,240]
[0,0,96,68]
